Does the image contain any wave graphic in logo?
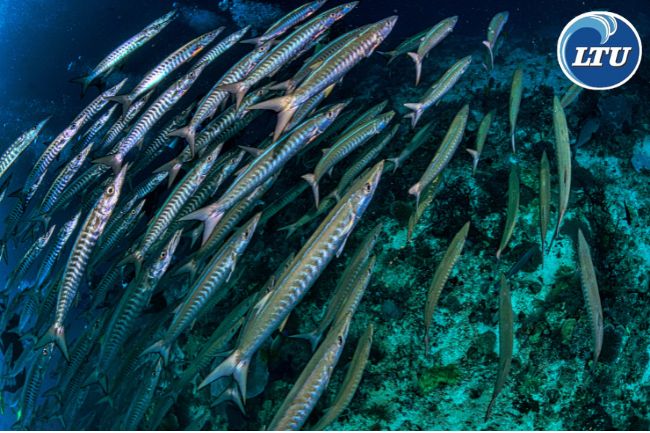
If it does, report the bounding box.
[557,12,642,90]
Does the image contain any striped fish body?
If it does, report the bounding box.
[144,215,259,364]
[509,68,523,152]
[190,41,272,131]
[103,67,205,173]
[486,12,509,48]
[379,29,427,63]
[259,183,308,227]
[35,212,81,288]
[121,358,163,430]
[23,80,126,203]
[98,231,180,374]
[15,344,53,429]
[198,162,382,394]
[187,104,344,230]
[335,123,398,196]
[285,91,327,131]
[5,225,55,293]
[40,142,93,214]
[248,0,327,45]
[224,3,357,105]
[409,104,468,203]
[115,172,167,223]
[116,28,223,107]
[0,117,49,181]
[268,311,352,430]
[50,165,109,214]
[36,165,127,360]
[57,317,103,398]
[101,93,151,151]
[79,10,176,90]
[316,111,393,182]
[292,17,397,109]
[137,144,221,258]
[415,16,457,59]
[387,122,433,171]
[191,26,250,72]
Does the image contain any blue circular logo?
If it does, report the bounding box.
[558,12,642,90]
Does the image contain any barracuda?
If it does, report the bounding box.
[198,161,383,398]
[249,16,397,140]
[169,41,272,155]
[0,117,49,182]
[182,104,345,243]
[35,165,128,360]
[34,212,81,289]
[120,144,222,275]
[404,55,471,127]
[4,225,56,294]
[110,28,223,114]
[39,142,93,215]
[71,10,176,95]
[409,104,468,206]
[23,79,126,205]
[100,92,152,152]
[242,0,327,45]
[142,214,260,364]
[90,231,181,391]
[218,3,358,109]
[303,111,394,207]
[408,16,458,85]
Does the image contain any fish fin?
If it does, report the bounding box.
[198,351,249,402]
[238,145,263,157]
[268,80,292,91]
[107,94,132,116]
[172,259,198,281]
[511,132,516,153]
[92,153,123,175]
[301,173,319,208]
[324,83,336,97]
[466,149,479,174]
[8,189,24,199]
[179,206,223,246]
[403,103,423,128]
[408,182,421,209]
[216,82,248,109]
[141,340,171,365]
[321,147,330,154]
[289,330,320,352]
[70,75,93,97]
[36,324,69,361]
[482,40,494,70]
[407,52,422,86]
[117,251,143,278]
[0,241,7,264]
[386,158,400,173]
[212,384,246,414]
[168,126,197,158]
[97,394,114,408]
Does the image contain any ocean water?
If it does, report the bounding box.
[0,0,648,430]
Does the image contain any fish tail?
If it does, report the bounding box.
[171,259,198,281]
[466,149,479,174]
[211,384,246,414]
[511,131,516,153]
[248,96,296,141]
[36,323,69,361]
[180,206,223,246]
[118,250,143,277]
[216,82,248,109]
[0,240,7,264]
[70,74,93,97]
[198,350,249,401]
[92,153,123,175]
[107,94,132,116]
[407,52,422,86]
[141,339,171,365]
[403,103,423,128]
[377,50,397,64]
[167,126,197,158]
[81,369,109,394]
[301,173,319,208]
[482,40,494,70]
[408,182,421,208]
[268,80,293,91]
[289,330,321,352]
[153,158,181,187]
[386,157,400,174]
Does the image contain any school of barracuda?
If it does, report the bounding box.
[0,1,604,430]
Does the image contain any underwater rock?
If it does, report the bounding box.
[631,135,650,172]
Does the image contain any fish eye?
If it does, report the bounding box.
[42,347,48,356]
[160,251,167,260]
[364,182,372,193]
[106,186,115,195]
[130,209,137,216]
[207,155,213,162]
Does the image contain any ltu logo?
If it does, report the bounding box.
[558,12,642,90]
